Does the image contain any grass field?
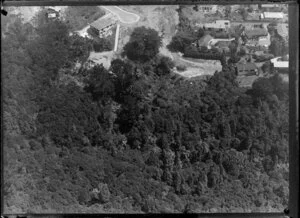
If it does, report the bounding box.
[64,6,106,31]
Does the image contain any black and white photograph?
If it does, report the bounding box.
[2,2,292,214]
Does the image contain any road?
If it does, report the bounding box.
[100,6,140,24]
[114,24,120,52]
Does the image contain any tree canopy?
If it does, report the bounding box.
[123,26,162,62]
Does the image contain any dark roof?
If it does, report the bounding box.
[90,17,116,31]
[47,8,59,14]
[197,34,213,47]
[244,28,268,38]
[215,40,231,48]
[236,63,258,72]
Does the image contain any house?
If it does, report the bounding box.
[260,4,284,12]
[214,40,231,53]
[260,12,284,20]
[244,28,268,40]
[247,10,261,21]
[243,27,270,47]
[195,34,214,49]
[236,63,259,76]
[270,55,289,71]
[261,4,281,8]
[203,20,231,32]
[89,15,117,37]
[198,5,217,13]
[46,8,59,19]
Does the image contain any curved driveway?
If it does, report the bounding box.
[100,6,140,24]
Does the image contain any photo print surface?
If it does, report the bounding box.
[2,3,290,214]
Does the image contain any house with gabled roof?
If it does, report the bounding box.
[89,13,117,37]
[244,28,268,40]
[236,63,259,76]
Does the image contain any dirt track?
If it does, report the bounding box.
[100,6,140,24]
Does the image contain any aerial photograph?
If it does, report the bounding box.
[2,4,289,213]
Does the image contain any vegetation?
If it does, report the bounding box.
[3,8,289,214]
[123,26,162,62]
[64,6,106,31]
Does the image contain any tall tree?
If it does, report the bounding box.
[123,27,162,62]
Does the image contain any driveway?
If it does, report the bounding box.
[100,6,140,24]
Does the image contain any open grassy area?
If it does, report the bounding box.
[64,6,106,31]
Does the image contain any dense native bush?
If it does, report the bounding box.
[3,16,289,213]
[36,83,101,147]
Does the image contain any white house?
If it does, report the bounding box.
[260,12,284,20]
[270,56,289,69]
[261,4,281,8]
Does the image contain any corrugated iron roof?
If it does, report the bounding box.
[244,28,268,38]
[90,16,116,31]
[236,63,258,71]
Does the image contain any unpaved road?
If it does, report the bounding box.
[100,6,140,24]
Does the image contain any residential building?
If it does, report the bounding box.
[203,20,231,32]
[261,4,281,8]
[260,4,285,12]
[244,27,268,39]
[214,40,231,53]
[198,5,217,13]
[89,14,117,37]
[46,8,59,19]
[260,12,284,20]
[236,63,259,76]
[270,55,289,71]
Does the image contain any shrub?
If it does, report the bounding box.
[183,45,222,60]
[78,189,91,205]
[93,38,113,52]
[29,140,42,151]
[98,183,111,203]
[176,65,187,72]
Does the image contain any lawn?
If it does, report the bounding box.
[64,6,106,31]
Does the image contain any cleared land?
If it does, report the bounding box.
[117,6,221,78]
[100,6,140,23]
